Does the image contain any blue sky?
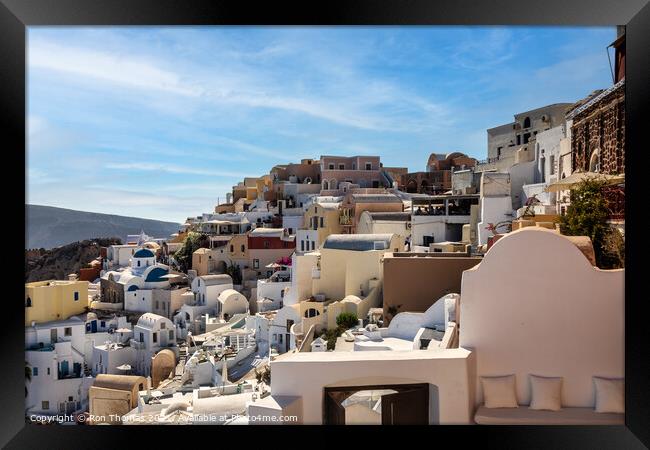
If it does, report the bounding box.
[27,26,616,223]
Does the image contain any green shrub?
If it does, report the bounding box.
[173,232,210,272]
[559,178,624,269]
[336,312,359,330]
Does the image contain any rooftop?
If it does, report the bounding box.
[249,228,286,238]
[197,274,233,286]
[364,212,411,222]
[350,194,402,203]
[322,233,395,251]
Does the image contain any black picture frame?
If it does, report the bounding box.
[2,0,648,447]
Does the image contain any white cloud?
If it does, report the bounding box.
[103,162,249,179]
[29,41,203,97]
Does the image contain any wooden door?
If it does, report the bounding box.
[381,386,429,425]
[325,392,346,425]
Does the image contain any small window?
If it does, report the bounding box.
[301,241,305,251]
[264,240,270,249]
[352,163,356,170]
[139,383,144,391]
[74,292,79,301]
[42,401,49,410]
[64,327,72,337]
[160,321,165,330]
[365,162,372,170]
[25,297,32,307]
[523,116,531,128]
[241,244,245,252]
[68,396,73,402]
[550,155,556,175]
[314,206,318,213]
[100,321,105,328]
[47,367,50,375]
[155,301,159,309]
[253,259,259,269]
[33,367,38,376]
[338,163,345,170]
[137,260,141,267]
[279,334,283,344]
[319,217,324,227]
[139,332,144,342]
[153,332,157,343]
[230,245,234,252]
[328,163,335,170]
[311,241,316,251]
[169,330,174,340]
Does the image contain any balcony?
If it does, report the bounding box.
[339,215,352,226]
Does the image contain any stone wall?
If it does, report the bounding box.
[571,86,625,175]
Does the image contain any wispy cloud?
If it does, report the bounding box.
[29,41,203,97]
[104,162,248,179]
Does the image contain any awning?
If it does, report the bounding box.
[545,171,625,192]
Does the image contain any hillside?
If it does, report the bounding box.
[26,204,181,250]
[25,238,121,282]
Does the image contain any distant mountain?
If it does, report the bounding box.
[26,204,181,250]
[25,238,121,282]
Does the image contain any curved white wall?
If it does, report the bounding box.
[459,228,624,408]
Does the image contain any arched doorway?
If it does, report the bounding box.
[589,149,601,173]
[406,179,418,193]
[215,260,227,274]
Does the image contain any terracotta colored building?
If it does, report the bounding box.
[400,152,477,194]
[320,155,385,191]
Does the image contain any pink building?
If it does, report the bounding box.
[320,155,383,191]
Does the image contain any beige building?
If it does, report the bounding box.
[357,211,411,244]
[88,374,147,424]
[340,192,403,234]
[299,202,342,249]
[192,234,250,276]
[312,234,403,302]
[382,252,481,323]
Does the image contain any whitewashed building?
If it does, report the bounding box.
[25,317,93,416]
[131,313,178,377]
